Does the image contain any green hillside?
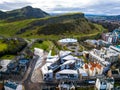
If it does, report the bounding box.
[0,13,106,40]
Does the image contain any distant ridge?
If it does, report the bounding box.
[0,6,50,21]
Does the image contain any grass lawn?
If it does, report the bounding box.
[0,55,15,60]
[31,40,53,51]
[0,43,7,52]
[31,40,58,55]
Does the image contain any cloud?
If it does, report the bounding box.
[0,0,120,15]
[0,0,31,11]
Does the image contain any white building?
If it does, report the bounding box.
[56,69,78,80]
[60,60,75,70]
[61,55,78,63]
[59,50,71,58]
[78,68,88,79]
[83,62,104,76]
[58,82,75,90]
[34,48,44,57]
[41,64,53,81]
[4,81,22,90]
[58,38,77,44]
[95,77,114,90]
[0,60,11,72]
[89,48,119,66]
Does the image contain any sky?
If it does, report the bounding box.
[0,0,120,15]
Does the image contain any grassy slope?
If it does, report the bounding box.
[0,19,36,37]
[0,13,106,40]
[0,42,7,52]
[0,39,7,52]
[30,40,58,55]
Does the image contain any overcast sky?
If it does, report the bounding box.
[0,0,120,15]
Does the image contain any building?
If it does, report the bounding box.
[102,32,118,44]
[58,82,75,90]
[83,62,104,76]
[41,64,53,81]
[60,60,75,70]
[95,77,114,90]
[84,39,112,48]
[46,50,59,63]
[4,81,22,90]
[61,55,79,63]
[0,60,11,72]
[41,50,84,81]
[59,50,71,58]
[89,48,119,66]
[56,69,78,80]
[78,68,88,79]
[34,48,44,57]
[58,38,77,44]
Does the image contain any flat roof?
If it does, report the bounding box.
[90,51,110,65]
[58,38,77,43]
[59,51,71,58]
[4,81,17,89]
[62,60,75,66]
[57,69,78,74]
[0,60,11,67]
[62,55,78,60]
[110,46,120,52]
[46,56,59,63]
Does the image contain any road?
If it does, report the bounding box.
[23,55,39,89]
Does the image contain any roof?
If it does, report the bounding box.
[79,68,88,76]
[90,67,95,71]
[46,56,59,63]
[0,60,11,67]
[59,51,71,58]
[90,62,96,67]
[16,84,22,90]
[62,60,75,66]
[58,38,77,43]
[96,63,102,69]
[41,64,53,74]
[89,51,110,65]
[57,69,78,74]
[84,63,88,69]
[4,81,17,89]
[110,46,120,53]
[41,64,49,74]
[19,59,28,65]
[62,55,78,60]
[34,48,43,56]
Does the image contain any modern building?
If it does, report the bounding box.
[89,48,119,66]
[41,50,84,81]
[56,69,78,80]
[85,39,112,48]
[4,81,22,90]
[95,77,114,90]
[41,64,53,81]
[0,60,11,72]
[83,62,104,76]
[34,48,44,57]
[78,68,88,79]
[58,82,75,90]
[58,38,77,44]
[102,32,118,44]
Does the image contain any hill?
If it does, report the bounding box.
[0,12,105,40]
[0,6,49,21]
[86,14,120,31]
[86,14,120,21]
